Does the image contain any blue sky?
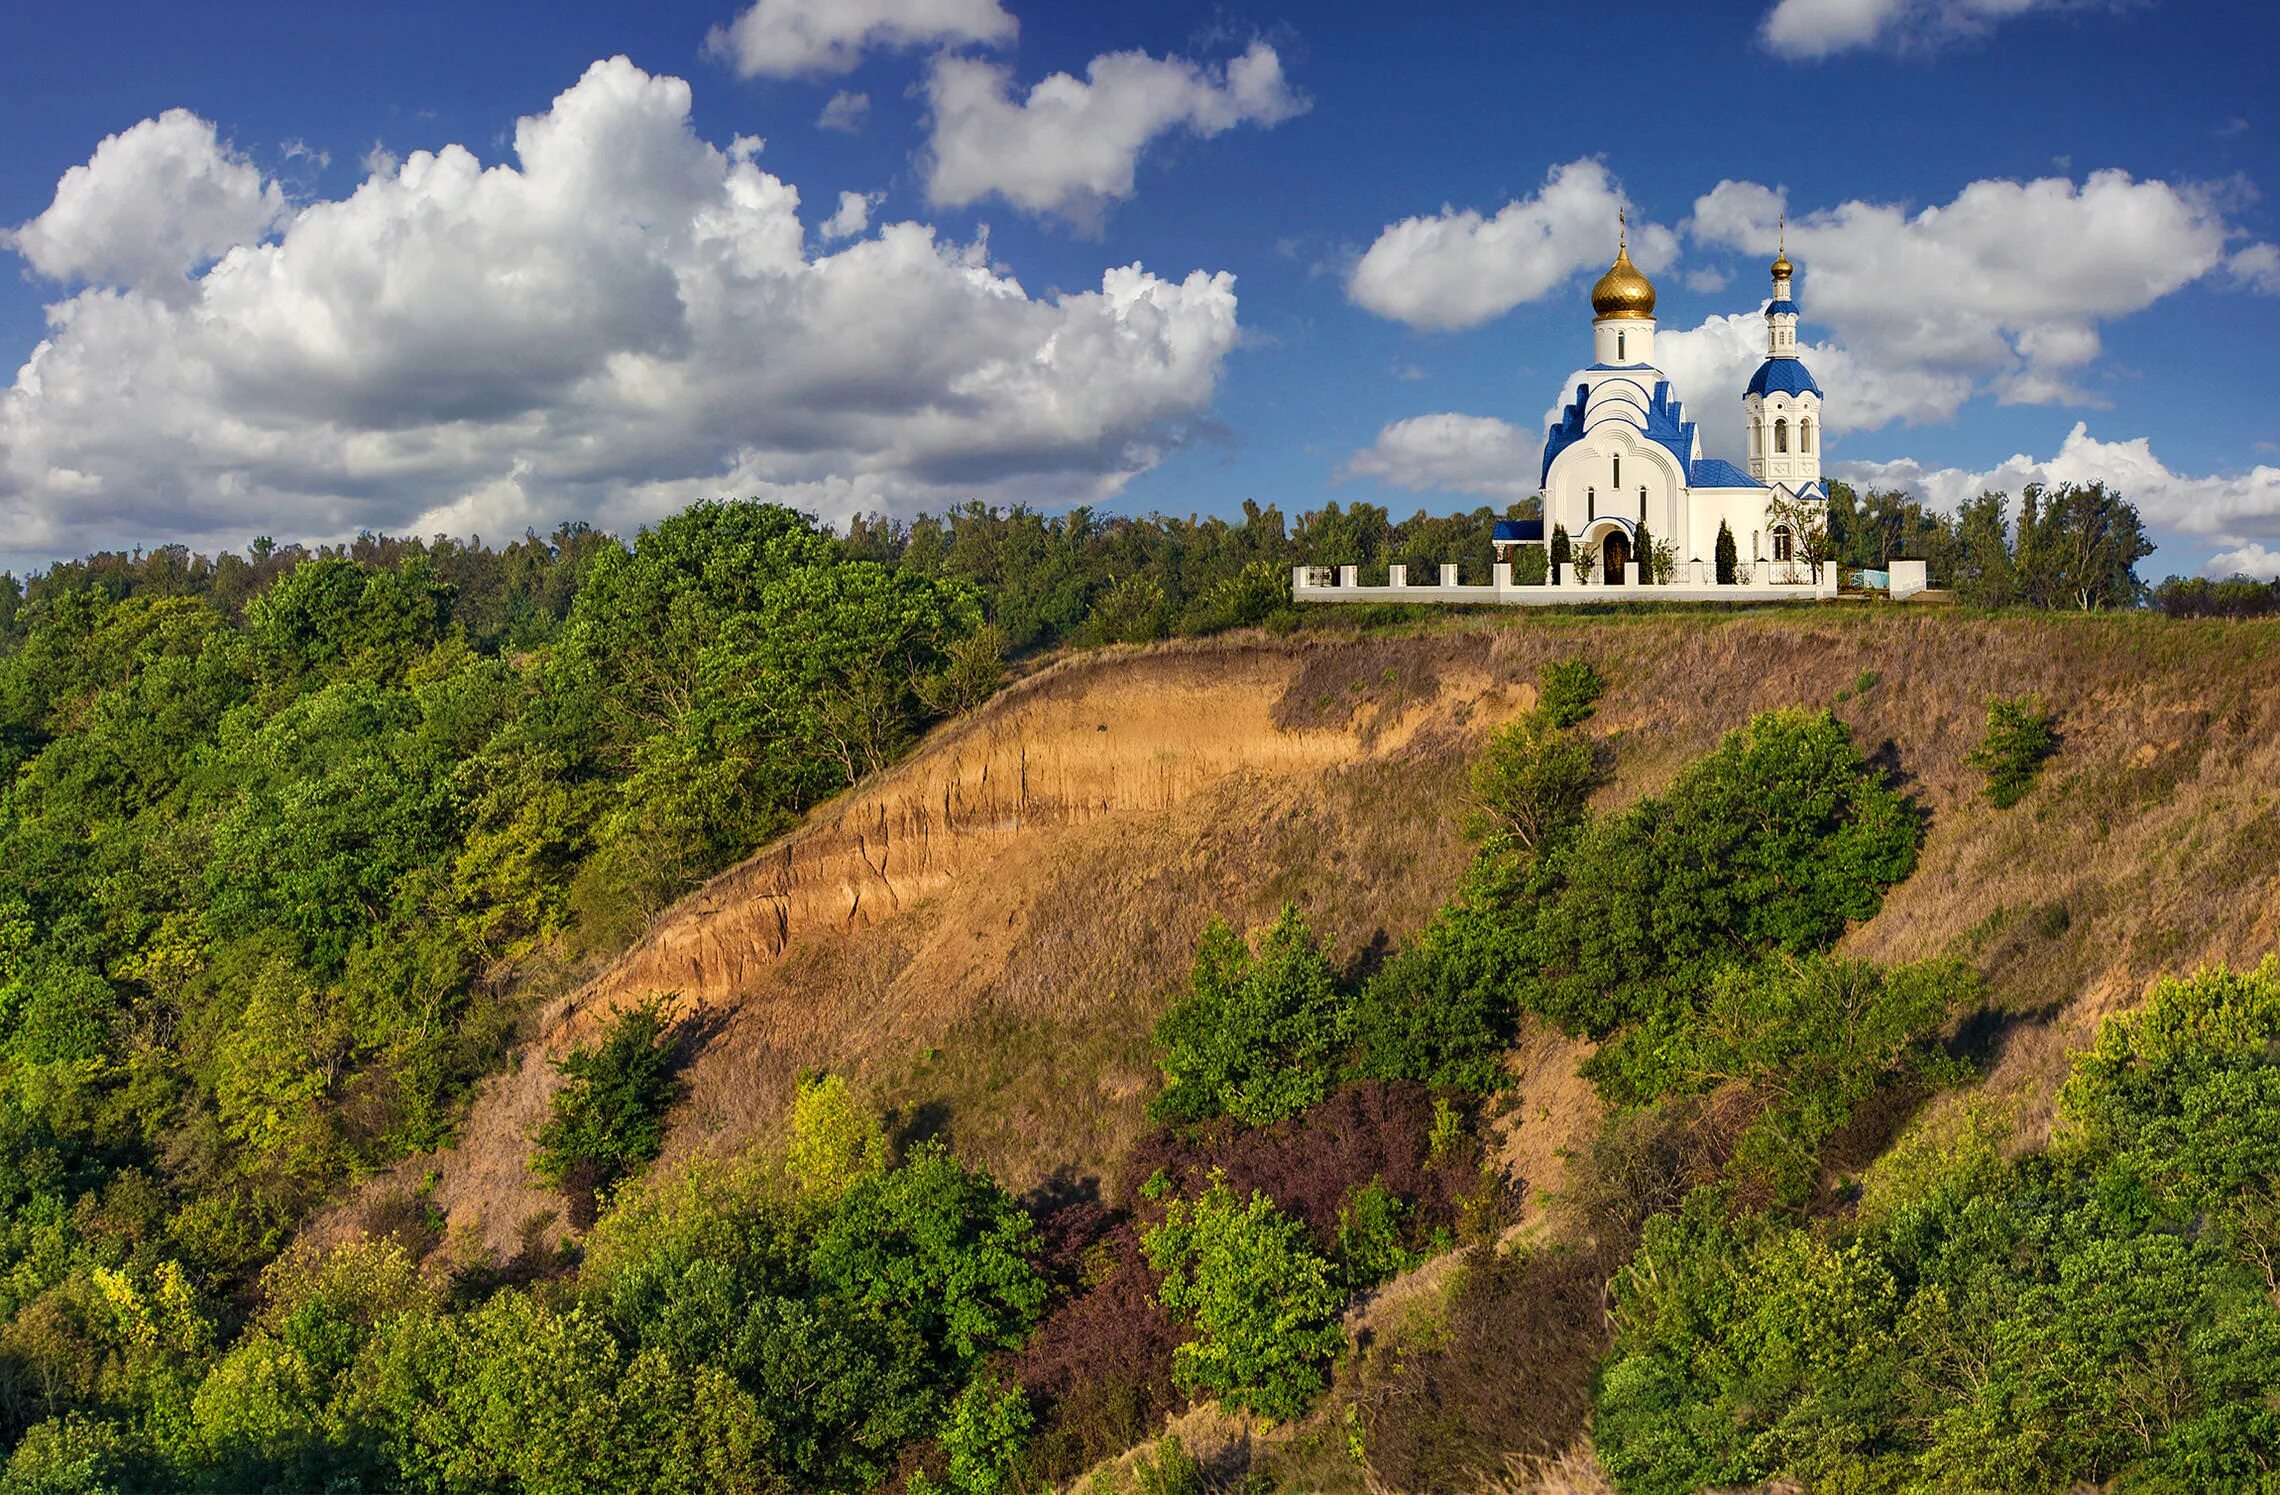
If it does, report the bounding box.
[2,0,2276,577]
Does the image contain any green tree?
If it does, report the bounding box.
[1143,1174,1345,1422]
[1966,696,2058,808]
[1534,658,1604,729]
[1467,715,1603,852]
[1713,520,1738,585]
[1151,906,1351,1127]
[2016,481,2152,610]
[1951,491,2018,607]
[532,999,684,1212]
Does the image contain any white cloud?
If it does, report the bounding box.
[1346,159,1680,332]
[2205,542,2280,579]
[1759,0,2114,58]
[2230,242,2280,294]
[1833,423,2280,568]
[1684,266,1730,293]
[1341,413,1535,499]
[1691,170,2242,409]
[1648,312,1971,459]
[819,188,881,239]
[4,109,284,301]
[0,58,1244,570]
[817,89,871,133]
[923,42,1306,229]
[706,0,1014,78]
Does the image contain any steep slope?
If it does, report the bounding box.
[427,613,2280,1253]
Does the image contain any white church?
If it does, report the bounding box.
[1297,225,1871,604]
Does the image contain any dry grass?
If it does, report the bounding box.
[398,613,2280,1268]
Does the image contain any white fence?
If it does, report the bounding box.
[1292,561,1840,606]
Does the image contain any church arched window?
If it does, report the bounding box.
[1617,331,1626,361]
[1800,418,1813,454]
[1750,422,1761,457]
[1587,487,1596,520]
[1774,419,1789,454]
[1638,486,1647,519]
[1773,526,1795,563]
[1613,456,1621,489]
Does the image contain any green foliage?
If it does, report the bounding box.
[1965,695,2057,808]
[1713,520,1738,585]
[1333,1180,1419,1291]
[1144,1174,1345,1422]
[1467,715,1603,852]
[782,1072,889,1199]
[916,1375,1033,1495]
[1549,525,1572,572]
[531,1000,682,1199]
[1533,657,1604,729]
[1515,709,1921,1045]
[1636,958,1977,1198]
[1595,960,2280,1494]
[1150,906,1350,1127]
[1127,1435,1205,1495]
[809,1142,1046,1370]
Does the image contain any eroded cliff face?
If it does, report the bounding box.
[421,615,2280,1253]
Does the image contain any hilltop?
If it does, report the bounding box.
[426,607,2280,1269]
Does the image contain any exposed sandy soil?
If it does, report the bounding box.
[409,611,2280,1265]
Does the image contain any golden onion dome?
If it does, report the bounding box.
[1770,250,1794,278]
[1590,242,1657,321]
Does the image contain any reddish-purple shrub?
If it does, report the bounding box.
[1006,1218,1185,1482]
[1122,1080,1478,1251]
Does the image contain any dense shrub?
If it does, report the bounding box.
[1466,715,1603,851]
[1149,905,1349,1127]
[1513,708,1921,1045]
[1593,960,2280,1495]
[1965,694,2058,808]
[1609,957,1978,1199]
[1533,657,1604,729]
[1127,1080,1471,1262]
[1142,1173,1345,1422]
[531,999,684,1219]
[1008,1215,1183,1484]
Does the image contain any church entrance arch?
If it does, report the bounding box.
[1602,531,1632,584]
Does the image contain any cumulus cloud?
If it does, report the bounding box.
[817,89,870,133]
[2205,542,2280,579]
[1759,0,2116,58]
[4,109,284,301]
[1347,160,1680,332]
[1691,170,2260,411]
[1833,423,2280,572]
[1341,413,1535,500]
[0,58,1244,570]
[1645,312,1970,459]
[706,0,1014,78]
[818,188,881,239]
[923,42,1306,228]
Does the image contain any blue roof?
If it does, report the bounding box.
[1540,378,1696,486]
[1765,299,1799,317]
[1492,518,1544,543]
[1746,358,1822,398]
[1690,458,1764,489]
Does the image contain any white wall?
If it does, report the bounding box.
[1592,315,1655,366]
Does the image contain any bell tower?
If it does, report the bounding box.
[1742,220,1822,487]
